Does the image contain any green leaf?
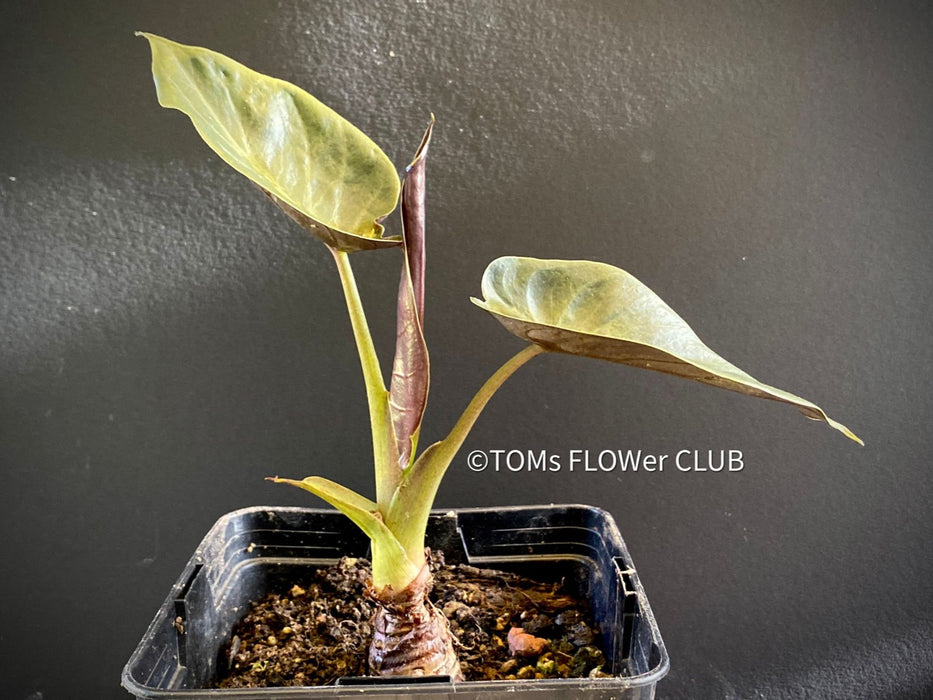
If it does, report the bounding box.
[389,118,433,469]
[267,475,422,589]
[472,257,862,444]
[139,33,401,252]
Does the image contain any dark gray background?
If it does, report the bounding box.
[2,1,931,698]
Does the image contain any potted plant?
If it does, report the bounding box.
[123,34,860,697]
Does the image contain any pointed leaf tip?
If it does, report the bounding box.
[406,115,435,172]
[474,256,861,444]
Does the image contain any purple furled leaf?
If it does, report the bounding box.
[402,117,432,320]
[389,117,434,469]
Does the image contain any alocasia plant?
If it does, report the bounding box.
[140,33,861,681]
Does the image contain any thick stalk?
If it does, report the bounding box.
[330,247,400,509]
[368,559,463,680]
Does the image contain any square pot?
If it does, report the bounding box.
[122,505,668,698]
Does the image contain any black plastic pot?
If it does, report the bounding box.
[122,505,668,698]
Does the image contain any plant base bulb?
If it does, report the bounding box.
[368,557,463,681]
